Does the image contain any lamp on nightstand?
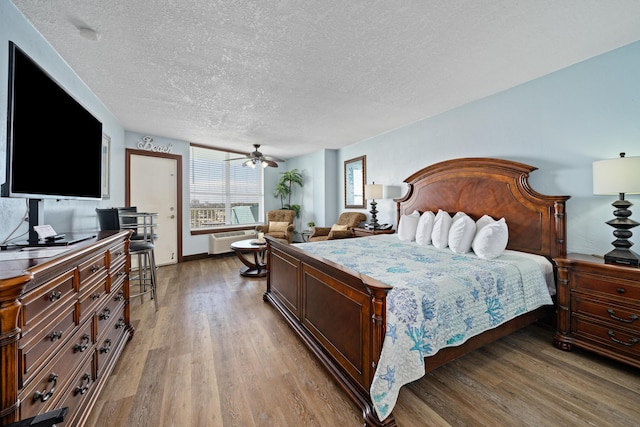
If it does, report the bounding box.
[593,152,640,266]
[365,182,383,230]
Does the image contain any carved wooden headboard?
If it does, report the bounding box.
[395,158,570,259]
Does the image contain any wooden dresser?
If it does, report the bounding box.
[0,230,133,426]
[554,254,639,368]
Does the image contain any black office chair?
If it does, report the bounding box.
[96,208,158,311]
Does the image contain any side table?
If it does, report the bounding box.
[230,239,267,277]
[353,227,395,237]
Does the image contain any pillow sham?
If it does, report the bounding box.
[431,209,452,249]
[269,221,290,233]
[472,217,509,259]
[448,213,476,254]
[330,223,348,232]
[415,210,435,245]
[475,214,496,231]
[398,210,420,241]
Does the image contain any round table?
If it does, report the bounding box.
[229,239,267,277]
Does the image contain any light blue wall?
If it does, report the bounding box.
[307,40,640,257]
[0,2,126,245]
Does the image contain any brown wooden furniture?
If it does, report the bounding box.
[554,254,640,368]
[353,227,395,237]
[264,157,569,427]
[230,239,267,277]
[0,230,133,426]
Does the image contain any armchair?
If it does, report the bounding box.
[308,212,366,242]
[256,209,297,243]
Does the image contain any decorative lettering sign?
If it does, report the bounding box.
[137,136,173,153]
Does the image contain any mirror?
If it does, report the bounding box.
[344,155,366,208]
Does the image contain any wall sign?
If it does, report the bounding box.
[137,136,173,153]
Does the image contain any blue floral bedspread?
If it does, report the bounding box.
[295,234,553,421]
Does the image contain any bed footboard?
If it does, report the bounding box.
[264,238,395,426]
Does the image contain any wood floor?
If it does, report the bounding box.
[86,255,640,427]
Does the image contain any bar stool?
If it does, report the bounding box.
[96,208,158,311]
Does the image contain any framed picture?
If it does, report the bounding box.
[101,133,110,199]
[344,155,366,208]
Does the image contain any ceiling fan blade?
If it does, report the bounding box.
[262,159,279,168]
[263,155,286,163]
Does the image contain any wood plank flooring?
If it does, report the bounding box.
[86,255,640,426]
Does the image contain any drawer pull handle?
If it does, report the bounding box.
[91,292,101,300]
[91,265,101,273]
[616,287,626,294]
[607,330,639,347]
[99,307,111,320]
[115,318,126,329]
[114,291,125,302]
[607,309,639,323]
[115,250,124,256]
[100,339,112,354]
[74,373,91,396]
[49,330,63,342]
[74,334,91,353]
[33,373,58,403]
[48,291,62,302]
[117,270,126,277]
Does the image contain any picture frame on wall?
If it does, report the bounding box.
[344,155,366,208]
[101,133,110,199]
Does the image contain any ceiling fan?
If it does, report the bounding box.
[228,144,285,168]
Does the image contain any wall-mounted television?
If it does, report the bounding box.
[2,41,104,201]
[2,41,104,245]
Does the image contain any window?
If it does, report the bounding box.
[190,145,263,230]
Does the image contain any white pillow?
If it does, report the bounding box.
[448,213,476,254]
[415,210,435,245]
[475,214,496,231]
[431,209,452,249]
[397,210,420,241]
[472,217,509,259]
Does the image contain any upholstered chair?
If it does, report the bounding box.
[255,209,297,243]
[308,212,366,242]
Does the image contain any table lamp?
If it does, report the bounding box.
[593,152,640,266]
[365,182,383,230]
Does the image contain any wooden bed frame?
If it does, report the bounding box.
[264,158,570,426]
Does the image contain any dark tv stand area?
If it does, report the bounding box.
[22,198,95,247]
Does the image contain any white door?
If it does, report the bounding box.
[128,153,179,266]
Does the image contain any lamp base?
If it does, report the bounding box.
[604,248,640,267]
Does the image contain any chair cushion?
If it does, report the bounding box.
[269,221,290,233]
[330,224,349,232]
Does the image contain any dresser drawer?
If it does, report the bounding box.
[572,270,640,301]
[20,268,76,336]
[50,353,95,427]
[96,286,126,341]
[19,302,78,388]
[572,295,640,333]
[108,257,128,291]
[96,306,127,378]
[572,316,640,359]
[78,275,109,324]
[78,252,108,291]
[18,318,93,420]
[109,241,128,265]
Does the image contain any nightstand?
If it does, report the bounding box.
[353,227,395,237]
[554,254,640,368]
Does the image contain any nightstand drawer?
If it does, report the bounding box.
[572,296,640,333]
[572,270,640,301]
[572,317,640,359]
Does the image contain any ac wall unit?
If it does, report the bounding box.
[209,230,255,255]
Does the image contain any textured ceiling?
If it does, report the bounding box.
[11,0,640,160]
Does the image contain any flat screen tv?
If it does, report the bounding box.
[2,41,103,201]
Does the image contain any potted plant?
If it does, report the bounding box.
[306,221,315,230]
[274,169,303,218]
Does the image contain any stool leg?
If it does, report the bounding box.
[148,249,158,311]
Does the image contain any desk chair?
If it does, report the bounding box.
[96,208,158,311]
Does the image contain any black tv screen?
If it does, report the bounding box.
[3,41,103,200]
